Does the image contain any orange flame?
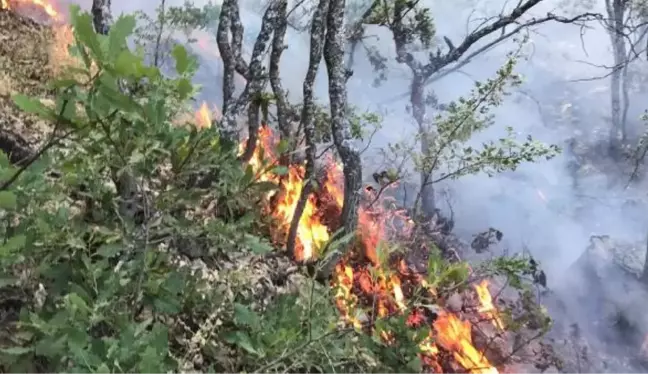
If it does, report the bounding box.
[474,280,505,330]
[2,0,60,20]
[195,102,212,130]
[434,312,498,374]
[239,126,501,373]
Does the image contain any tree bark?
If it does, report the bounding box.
[91,0,113,35]
[239,2,281,163]
[287,0,328,261]
[269,0,291,157]
[318,0,363,279]
[605,0,628,158]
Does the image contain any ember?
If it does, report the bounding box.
[229,123,505,373]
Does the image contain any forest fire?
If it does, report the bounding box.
[0,0,60,20]
[2,0,510,364]
[242,124,505,373]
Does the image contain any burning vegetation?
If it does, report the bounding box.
[0,1,562,373]
[212,121,508,373]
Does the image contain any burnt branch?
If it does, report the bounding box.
[286,0,329,260]
[318,0,363,280]
[239,2,282,163]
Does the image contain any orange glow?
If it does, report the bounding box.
[2,0,60,20]
[474,280,505,330]
[240,126,502,373]
[195,102,212,129]
[241,126,333,261]
[434,312,499,374]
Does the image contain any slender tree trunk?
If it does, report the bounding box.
[410,72,435,216]
[287,0,328,261]
[318,0,362,280]
[269,0,291,159]
[153,0,167,68]
[606,0,627,157]
[239,3,281,163]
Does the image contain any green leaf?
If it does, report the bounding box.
[0,191,17,210]
[0,151,9,168]
[233,303,259,328]
[67,293,91,315]
[96,363,111,373]
[0,235,26,256]
[0,346,32,355]
[176,77,193,101]
[243,234,274,255]
[12,94,57,121]
[172,44,190,75]
[271,165,289,176]
[108,15,136,60]
[114,49,143,77]
[71,7,104,63]
[96,243,122,258]
[223,330,259,356]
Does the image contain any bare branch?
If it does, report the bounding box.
[239,2,282,163]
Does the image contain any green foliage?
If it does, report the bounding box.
[0,7,276,372]
[384,53,560,208]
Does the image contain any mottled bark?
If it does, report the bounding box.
[318,0,363,279]
[239,2,282,163]
[605,0,629,157]
[269,0,291,159]
[91,0,113,35]
[216,0,239,142]
[286,0,329,260]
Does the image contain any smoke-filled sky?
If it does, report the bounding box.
[67,0,648,284]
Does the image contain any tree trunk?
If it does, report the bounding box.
[269,0,291,158]
[410,72,435,216]
[318,0,362,280]
[606,0,628,158]
[91,0,113,35]
[287,0,328,261]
